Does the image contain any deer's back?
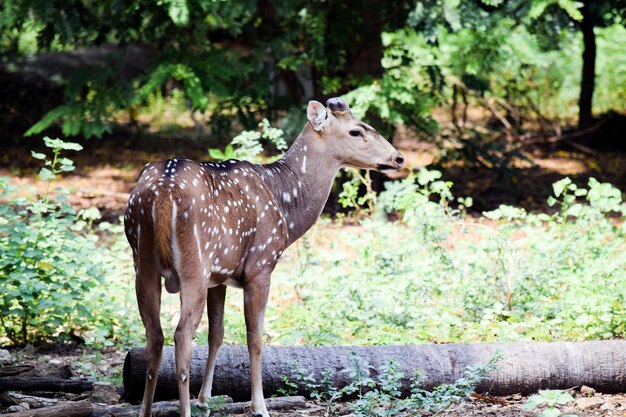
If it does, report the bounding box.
[125,158,289,288]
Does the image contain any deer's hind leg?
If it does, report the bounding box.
[134,239,164,417]
[174,264,209,417]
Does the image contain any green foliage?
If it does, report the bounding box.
[0,138,143,348]
[404,351,501,415]
[208,119,287,163]
[343,28,440,136]
[190,395,227,416]
[338,170,378,216]
[3,0,625,147]
[524,389,576,417]
[278,351,500,417]
[529,0,583,21]
[265,173,625,346]
[84,220,144,348]
[276,362,318,397]
[0,138,104,345]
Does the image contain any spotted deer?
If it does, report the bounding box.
[124,97,404,417]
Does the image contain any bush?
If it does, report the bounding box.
[265,172,626,345]
[0,138,108,345]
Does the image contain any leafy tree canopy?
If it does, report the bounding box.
[0,0,624,138]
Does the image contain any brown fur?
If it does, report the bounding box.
[154,194,173,271]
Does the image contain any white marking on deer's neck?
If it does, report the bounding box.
[301,155,307,173]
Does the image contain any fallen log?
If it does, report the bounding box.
[92,396,306,417]
[124,341,626,402]
[0,377,93,393]
[2,400,92,417]
[0,392,62,408]
[0,365,33,377]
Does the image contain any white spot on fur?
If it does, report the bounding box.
[301,155,307,173]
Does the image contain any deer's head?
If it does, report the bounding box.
[306,97,404,173]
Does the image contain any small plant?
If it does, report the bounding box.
[0,137,105,345]
[338,169,378,216]
[278,351,500,417]
[190,396,227,416]
[408,352,501,415]
[524,389,576,417]
[209,119,287,163]
[276,361,319,396]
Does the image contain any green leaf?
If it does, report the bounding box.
[24,107,68,137]
[223,144,234,158]
[565,203,582,217]
[163,0,189,25]
[557,0,583,21]
[529,0,583,21]
[208,148,226,160]
[552,178,571,198]
[524,394,546,411]
[39,167,55,181]
[540,408,561,417]
[43,137,83,151]
[443,0,462,31]
[417,169,442,186]
[31,151,46,160]
[554,391,574,404]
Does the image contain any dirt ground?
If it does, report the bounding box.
[2,346,626,417]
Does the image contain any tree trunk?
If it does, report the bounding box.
[343,0,384,81]
[578,0,596,130]
[123,341,626,402]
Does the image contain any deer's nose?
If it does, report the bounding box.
[393,153,404,169]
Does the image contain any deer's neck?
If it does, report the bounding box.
[260,126,341,246]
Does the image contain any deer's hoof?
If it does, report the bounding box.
[250,405,270,417]
[192,400,212,417]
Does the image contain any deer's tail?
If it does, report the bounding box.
[153,194,175,271]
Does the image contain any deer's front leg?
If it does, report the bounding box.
[244,275,271,417]
[198,285,227,403]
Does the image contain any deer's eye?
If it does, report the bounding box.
[349,130,362,137]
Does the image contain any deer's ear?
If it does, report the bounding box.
[307,100,328,132]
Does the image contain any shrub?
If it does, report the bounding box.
[0,138,105,345]
[266,173,625,345]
